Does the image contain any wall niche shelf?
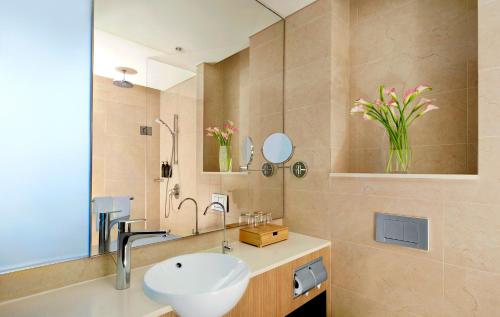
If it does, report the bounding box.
[329,173,479,181]
[201,171,248,176]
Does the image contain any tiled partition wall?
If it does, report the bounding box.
[284,0,500,316]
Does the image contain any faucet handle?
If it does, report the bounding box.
[98,211,123,230]
[118,218,146,232]
[98,210,121,215]
[223,240,232,252]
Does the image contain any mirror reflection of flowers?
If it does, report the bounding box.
[351,85,438,173]
[205,120,238,146]
[206,120,238,172]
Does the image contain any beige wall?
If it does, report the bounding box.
[202,62,224,171]
[202,49,250,172]
[330,0,351,173]
[247,21,285,217]
[91,76,160,248]
[160,22,286,233]
[332,0,478,174]
[285,0,500,316]
[159,77,223,235]
[4,4,499,317]
[222,49,250,169]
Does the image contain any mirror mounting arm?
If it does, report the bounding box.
[260,161,308,178]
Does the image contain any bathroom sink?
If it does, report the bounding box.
[143,253,250,317]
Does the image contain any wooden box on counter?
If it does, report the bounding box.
[239,224,289,247]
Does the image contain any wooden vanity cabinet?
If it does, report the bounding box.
[161,246,331,317]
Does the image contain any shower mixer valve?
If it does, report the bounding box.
[169,184,180,199]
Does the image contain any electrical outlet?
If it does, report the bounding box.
[211,193,228,212]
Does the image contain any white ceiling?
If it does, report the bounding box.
[93,30,195,91]
[93,0,315,90]
[258,0,317,18]
[94,0,281,72]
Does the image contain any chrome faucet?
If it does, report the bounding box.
[178,197,199,235]
[203,202,231,254]
[98,211,129,253]
[96,197,135,254]
[115,220,166,290]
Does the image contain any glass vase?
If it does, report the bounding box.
[219,145,232,172]
[386,134,411,173]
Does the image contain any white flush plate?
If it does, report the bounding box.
[211,193,228,212]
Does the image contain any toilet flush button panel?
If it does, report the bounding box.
[375,212,428,250]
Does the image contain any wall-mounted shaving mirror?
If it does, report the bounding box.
[262,133,294,164]
[240,136,254,170]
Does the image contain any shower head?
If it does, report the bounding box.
[155,117,175,136]
[155,118,166,125]
[113,79,133,88]
[113,67,137,89]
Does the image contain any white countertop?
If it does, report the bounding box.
[0,232,330,317]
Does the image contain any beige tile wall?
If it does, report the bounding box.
[284,0,332,239]
[284,0,500,316]
[330,0,350,173]
[202,63,224,171]
[91,76,160,248]
[201,22,286,222]
[247,21,285,219]
[165,22,285,233]
[4,5,497,317]
[222,48,249,168]
[338,0,478,174]
[202,49,249,172]
[160,77,225,235]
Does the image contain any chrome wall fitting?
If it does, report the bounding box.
[291,161,308,178]
[261,161,307,178]
[171,184,180,199]
[261,162,276,177]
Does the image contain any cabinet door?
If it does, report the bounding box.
[225,269,278,317]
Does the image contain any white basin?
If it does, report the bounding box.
[143,253,250,317]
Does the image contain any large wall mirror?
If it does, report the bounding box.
[91,0,284,255]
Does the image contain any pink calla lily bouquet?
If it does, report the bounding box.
[351,84,438,173]
[206,120,238,172]
[205,120,238,146]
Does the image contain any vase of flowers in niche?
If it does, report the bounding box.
[351,85,438,173]
[205,120,238,172]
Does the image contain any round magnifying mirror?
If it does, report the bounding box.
[262,133,294,164]
[240,136,254,169]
